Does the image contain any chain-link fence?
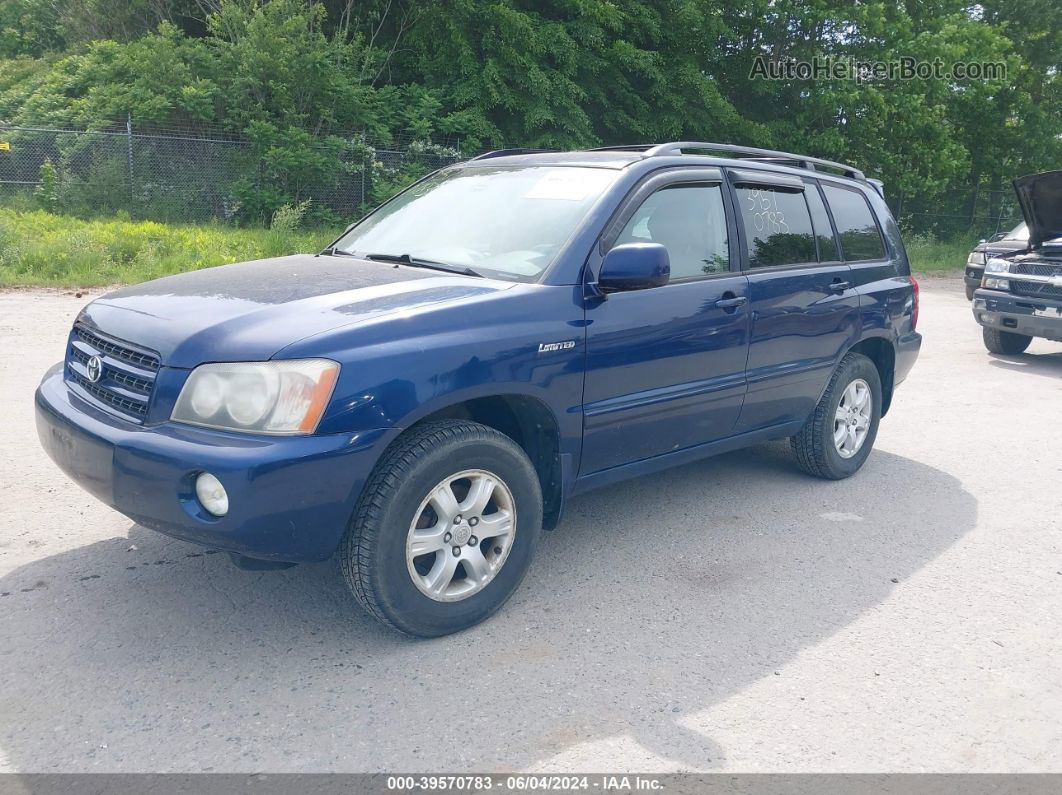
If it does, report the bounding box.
[0,122,464,224]
[0,121,1028,239]
[897,188,1024,241]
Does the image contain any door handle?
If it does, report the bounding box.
[714,295,748,310]
[828,280,851,294]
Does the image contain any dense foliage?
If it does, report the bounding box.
[0,206,330,284]
[1,0,1059,233]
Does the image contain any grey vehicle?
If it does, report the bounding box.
[972,170,1062,353]
[964,222,1028,301]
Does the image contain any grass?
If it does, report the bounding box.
[1,207,974,287]
[904,232,976,273]
[0,208,333,287]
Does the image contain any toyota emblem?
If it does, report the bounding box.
[86,355,103,383]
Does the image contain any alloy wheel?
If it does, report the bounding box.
[833,378,872,459]
[405,469,517,602]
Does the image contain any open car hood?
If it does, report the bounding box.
[1013,170,1062,249]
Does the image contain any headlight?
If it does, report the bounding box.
[982,258,1011,290]
[967,252,986,265]
[172,359,340,434]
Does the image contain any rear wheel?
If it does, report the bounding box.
[790,352,882,480]
[982,326,1031,355]
[339,420,542,637]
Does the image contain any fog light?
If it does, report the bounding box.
[195,472,228,517]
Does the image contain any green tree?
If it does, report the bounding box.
[34,158,61,211]
[0,0,1059,237]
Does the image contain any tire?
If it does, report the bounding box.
[965,284,976,301]
[339,420,543,637]
[982,326,1032,355]
[790,352,882,480]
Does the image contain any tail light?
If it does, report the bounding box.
[909,276,920,330]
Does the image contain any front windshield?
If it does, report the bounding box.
[333,166,619,282]
[1004,222,1028,241]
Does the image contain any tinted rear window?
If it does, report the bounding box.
[735,186,816,267]
[822,185,886,261]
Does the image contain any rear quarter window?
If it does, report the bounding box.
[821,184,886,261]
[804,183,840,262]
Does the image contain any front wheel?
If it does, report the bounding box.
[982,326,1032,355]
[965,283,976,301]
[790,352,882,480]
[339,420,543,637]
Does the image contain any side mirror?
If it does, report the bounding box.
[598,243,670,293]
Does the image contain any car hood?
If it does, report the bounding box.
[78,254,511,368]
[1014,170,1062,249]
[974,238,1027,255]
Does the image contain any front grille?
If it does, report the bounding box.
[66,325,160,421]
[74,326,160,371]
[1012,280,1062,299]
[1008,260,1062,300]
[71,373,149,417]
[69,346,154,394]
[1010,261,1062,277]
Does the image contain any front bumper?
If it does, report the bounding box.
[972,289,1062,342]
[35,367,387,562]
[964,266,984,288]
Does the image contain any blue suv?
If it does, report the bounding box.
[35,142,921,636]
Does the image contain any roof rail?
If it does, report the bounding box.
[641,141,865,180]
[471,148,557,161]
[587,144,656,153]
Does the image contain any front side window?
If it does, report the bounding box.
[614,184,730,279]
[735,186,817,267]
[334,166,619,282]
[821,184,886,261]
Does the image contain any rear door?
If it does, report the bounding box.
[820,182,913,398]
[729,171,861,433]
[580,168,751,474]
[820,179,906,309]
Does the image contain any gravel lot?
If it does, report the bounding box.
[1,278,1060,773]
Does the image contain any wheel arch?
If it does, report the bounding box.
[390,393,566,530]
[845,335,896,415]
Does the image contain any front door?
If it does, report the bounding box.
[581,172,751,474]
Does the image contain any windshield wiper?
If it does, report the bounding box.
[363,252,483,278]
[319,246,358,257]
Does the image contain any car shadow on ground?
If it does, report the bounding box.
[0,445,975,772]
[987,350,1062,378]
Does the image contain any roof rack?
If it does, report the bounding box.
[590,141,864,180]
[588,144,656,152]
[471,148,557,161]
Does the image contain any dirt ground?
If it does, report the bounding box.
[1,277,1060,772]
